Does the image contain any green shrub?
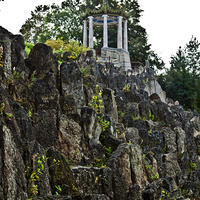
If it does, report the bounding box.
[25,42,34,56]
[46,38,89,57]
[123,84,130,93]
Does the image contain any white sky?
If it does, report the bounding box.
[0,0,200,68]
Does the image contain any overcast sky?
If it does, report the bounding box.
[0,0,200,68]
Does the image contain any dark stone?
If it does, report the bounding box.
[125,127,139,144]
[116,74,127,90]
[26,141,52,197]
[142,188,154,200]
[72,166,113,198]
[86,50,94,58]
[25,43,58,79]
[150,130,164,145]
[60,62,85,117]
[107,143,146,200]
[33,72,60,111]
[46,147,74,196]
[127,184,142,200]
[0,26,28,76]
[33,109,59,148]
[100,131,122,152]
[150,93,160,101]
[126,91,143,103]
[13,102,35,141]
[139,100,151,119]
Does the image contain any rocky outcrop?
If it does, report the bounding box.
[1,26,200,200]
[60,62,85,118]
[59,114,83,165]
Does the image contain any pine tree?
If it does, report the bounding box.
[158,42,199,111]
[185,36,200,109]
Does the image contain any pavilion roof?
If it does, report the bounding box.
[82,1,130,21]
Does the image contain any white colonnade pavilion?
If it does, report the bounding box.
[82,0,132,70]
[82,1,129,51]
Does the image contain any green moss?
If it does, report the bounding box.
[189,162,197,171]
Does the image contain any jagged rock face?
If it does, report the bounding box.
[1,26,200,200]
[26,141,52,197]
[102,88,118,123]
[25,43,58,79]
[0,65,7,89]
[106,143,147,200]
[46,147,74,196]
[59,114,83,165]
[72,166,113,199]
[162,127,177,153]
[125,127,140,144]
[1,125,28,199]
[0,26,28,77]
[60,62,85,117]
[13,102,35,141]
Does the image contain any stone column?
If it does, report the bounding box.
[103,14,108,48]
[88,16,93,49]
[117,16,123,49]
[83,20,87,47]
[124,20,128,51]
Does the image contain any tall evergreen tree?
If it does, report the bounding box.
[158,37,200,111]
[185,36,200,109]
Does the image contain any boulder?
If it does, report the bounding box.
[25,43,58,80]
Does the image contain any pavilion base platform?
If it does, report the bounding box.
[100,47,132,71]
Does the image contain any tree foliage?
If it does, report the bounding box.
[158,37,200,111]
[20,1,83,43]
[45,39,89,56]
